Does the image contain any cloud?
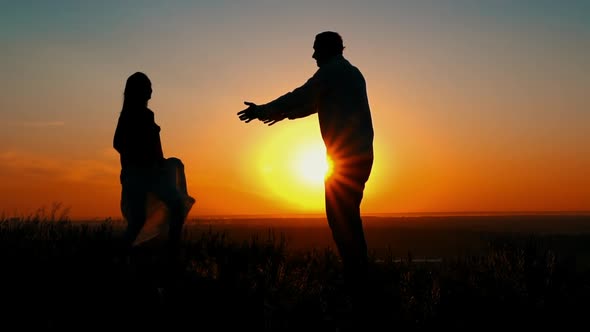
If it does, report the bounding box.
[0,150,119,185]
[21,121,65,127]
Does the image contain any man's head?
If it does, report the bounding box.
[313,31,344,67]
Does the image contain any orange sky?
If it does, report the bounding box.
[1,2,589,219]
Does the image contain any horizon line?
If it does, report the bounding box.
[66,210,590,221]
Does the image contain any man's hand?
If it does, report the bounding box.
[237,101,260,123]
[238,101,287,126]
[260,110,287,126]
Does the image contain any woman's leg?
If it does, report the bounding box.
[122,188,148,249]
[151,181,185,252]
[119,169,150,251]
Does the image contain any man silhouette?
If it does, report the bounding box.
[238,31,374,295]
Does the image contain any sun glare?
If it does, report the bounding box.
[256,122,332,211]
[293,147,333,185]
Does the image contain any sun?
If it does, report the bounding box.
[292,146,333,185]
[256,121,333,211]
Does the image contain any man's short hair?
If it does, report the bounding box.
[315,31,344,54]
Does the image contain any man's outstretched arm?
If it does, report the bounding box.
[262,71,325,121]
[237,70,326,126]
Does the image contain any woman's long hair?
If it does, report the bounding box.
[122,72,152,113]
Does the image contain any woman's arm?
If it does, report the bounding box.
[113,116,128,154]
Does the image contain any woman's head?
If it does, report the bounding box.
[123,72,152,110]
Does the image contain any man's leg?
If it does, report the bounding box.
[325,170,370,281]
[325,154,373,292]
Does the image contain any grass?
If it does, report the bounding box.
[1,209,590,331]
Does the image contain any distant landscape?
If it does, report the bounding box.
[3,211,590,330]
[181,213,590,257]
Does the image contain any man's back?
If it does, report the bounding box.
[316,55,374,159]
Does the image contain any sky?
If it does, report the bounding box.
[1,0,589,219]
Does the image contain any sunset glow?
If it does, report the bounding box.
[0,2,588,219]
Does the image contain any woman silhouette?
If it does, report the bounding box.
[113,72,194,256]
